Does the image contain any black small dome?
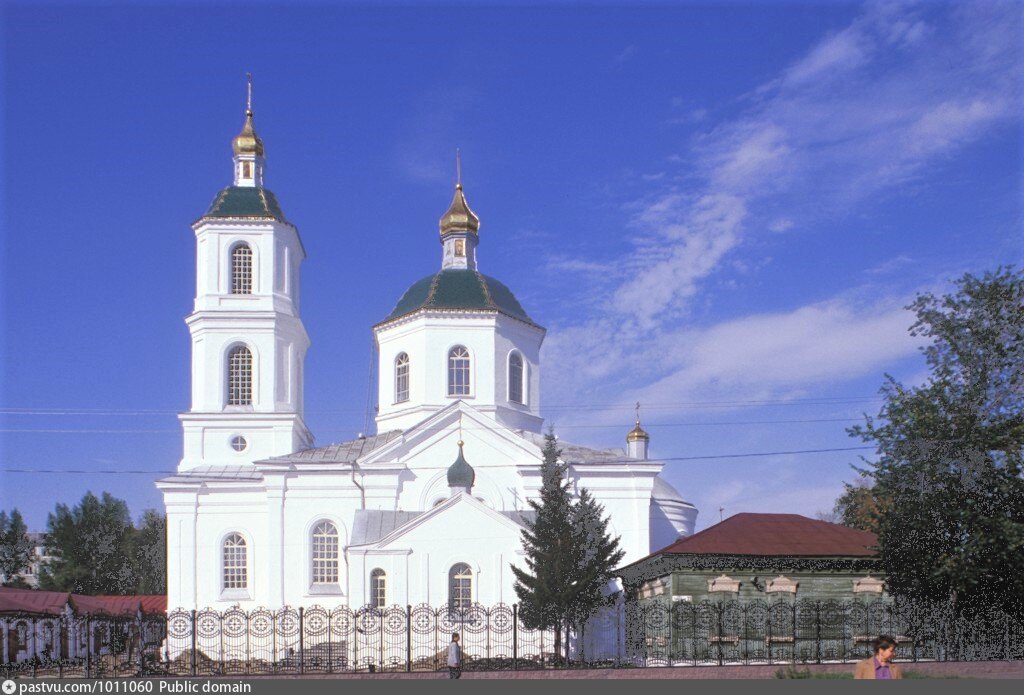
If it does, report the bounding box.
[447,442,475,489]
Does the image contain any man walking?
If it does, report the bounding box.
[447,632,463,679]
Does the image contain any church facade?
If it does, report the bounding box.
[156,103,698,614]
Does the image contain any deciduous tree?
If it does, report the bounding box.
[849,267,1024,616]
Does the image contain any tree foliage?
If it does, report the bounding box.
[513,428,624,659]
[0,509,34,587]
[37,492,166,595]
[848,267,1024,615]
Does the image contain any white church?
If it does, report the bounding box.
[156,100,698,615]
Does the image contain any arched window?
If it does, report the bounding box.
[394,353,410,403]
[508,352,524,404]
[222,533,247,590]
[231,244,253,294]
[370,568,386,608]
[448,346,471,396]
[311,521,339,584]
[227,345,253,406]
[448,563,472,611]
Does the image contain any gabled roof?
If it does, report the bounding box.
[645,513,878,559]
[517,430,628,464]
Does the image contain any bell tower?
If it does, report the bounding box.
[178,76,312,470]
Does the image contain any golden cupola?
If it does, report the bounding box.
[439,183,480,236]
[232,109,265,157]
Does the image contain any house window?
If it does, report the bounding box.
[508,352,524,404]
[448,346,470,396]
[231,244,253,294]
[227,346,253,405]
[222,533,247,590]
[311,521,339,584]
[395,353,410,403]
[449,563,472,611]
[370,568,386,608]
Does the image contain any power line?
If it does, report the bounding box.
[1,445,875,475]
[0,395,882,416]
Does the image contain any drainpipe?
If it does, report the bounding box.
[351,461,366,510]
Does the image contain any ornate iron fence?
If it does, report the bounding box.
[3,599,1022,677]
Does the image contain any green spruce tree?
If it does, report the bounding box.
[567,488,624,642]
[512,427,575,659]
[131,510,166,595]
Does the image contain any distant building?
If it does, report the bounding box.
[618,513,885,603]
[0,533,51,589]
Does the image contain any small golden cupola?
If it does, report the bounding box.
[231,73,266,188]
[626,402,650,460]
[439,183,480,236]
[438,151,480,271]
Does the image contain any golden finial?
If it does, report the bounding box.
[439,152,480,235]
[627,401,649,442]
[233,73,264,157]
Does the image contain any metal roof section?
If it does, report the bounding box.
[262,430,404,464]
[200,186,288,223]
[157,465,264,484]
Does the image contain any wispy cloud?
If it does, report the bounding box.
[614,45,637,65]
[541,1,1019,417]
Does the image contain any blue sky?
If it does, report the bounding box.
[2,1,1021,533]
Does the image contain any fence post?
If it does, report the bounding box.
[137,610,144,676]
[1005,612,1012,661]
[406,605,412,673]
[31,616,37,678]
[815,602,822,665]
[716,603,723,667]
[190,609,197,677]
[512,604,518,671]
[85,614,92,678]
[298,607,305,675]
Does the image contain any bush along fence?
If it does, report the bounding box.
[2,599,1023,677]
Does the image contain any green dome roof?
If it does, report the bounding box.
[447,443,475,489]
[200,186,288,223]
[383,269,538,326]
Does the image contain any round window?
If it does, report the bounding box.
[230,435,248,452]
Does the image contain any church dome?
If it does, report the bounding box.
[439,184,480,235]
[232,110,265,156]
[382,269,537,326]
[447,441,475,489]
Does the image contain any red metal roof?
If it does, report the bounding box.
[0,588,70,615]
[0,587,167,616]
[650,513,878,558]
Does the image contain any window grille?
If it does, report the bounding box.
[227,346,253,406]
[222,533,247,590]
[395,353,410,403]
[449,563,472,611]
[231,244,253,295]
[509,352,524,404]
[370,568,387,608]
[230,435,248,452]
[311,521,339,584]
[448,346,471,396]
